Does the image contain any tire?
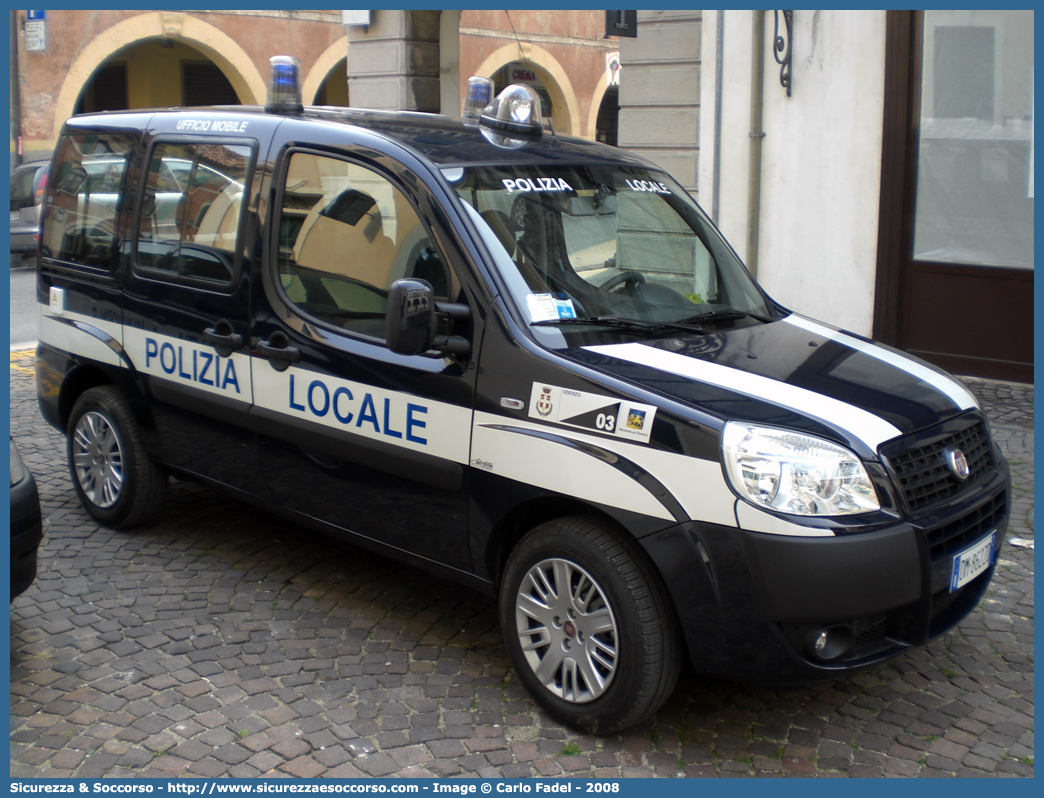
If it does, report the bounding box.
[499,516,682,733]
[66,386,166,528]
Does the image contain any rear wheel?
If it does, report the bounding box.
[500,516,682,733]
[67,386,166,528]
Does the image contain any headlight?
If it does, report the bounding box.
[721,423,880,516]
[10,439,28,487]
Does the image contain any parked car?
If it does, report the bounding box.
[10,438,43,599]
[10,161,49,261]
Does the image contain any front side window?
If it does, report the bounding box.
[135,141,252,283]
[276,152,452,340]
[451,164,772,345]
[41,134,134,269]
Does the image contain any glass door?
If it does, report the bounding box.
[896,10,1033,381]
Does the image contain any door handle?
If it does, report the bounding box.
[256,332,301,372]
[202,320,244,358]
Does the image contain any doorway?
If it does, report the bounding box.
[874,11,1033,382]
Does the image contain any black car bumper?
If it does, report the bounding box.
[641,464,1009,684]
[11,470,43,600]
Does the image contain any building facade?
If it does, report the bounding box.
[619,10,1032,382]
[457,10,619,141]
[10,10,1031,381]
[9,9,616,161]
[10,10,350,164]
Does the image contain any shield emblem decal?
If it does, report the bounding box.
[536,386,554,417]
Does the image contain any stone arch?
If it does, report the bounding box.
[586,72,613,142]
[473,43,580,137]
[303,38,349,105]
[53,12,266,140]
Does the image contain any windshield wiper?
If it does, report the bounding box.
[532,316,706,335]
[676,309,773,325]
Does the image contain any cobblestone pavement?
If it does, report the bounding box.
[10,350,1034,778]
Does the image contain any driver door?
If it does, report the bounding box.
[251,147,476,570]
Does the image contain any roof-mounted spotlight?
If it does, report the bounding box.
[479,84,544,137]
[266,55,303,115]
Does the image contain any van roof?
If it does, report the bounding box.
[65,105,650,171]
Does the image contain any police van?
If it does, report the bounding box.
[36,58,1009,733]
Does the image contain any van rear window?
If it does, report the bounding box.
[41,134,134,270]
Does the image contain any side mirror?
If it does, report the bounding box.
[386,278,472,358]
[386,278,437,355]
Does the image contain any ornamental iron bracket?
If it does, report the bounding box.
[774,10,793,97]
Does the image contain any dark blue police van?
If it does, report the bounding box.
[36,58,1009,733]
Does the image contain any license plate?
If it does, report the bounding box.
[950,532,996,592]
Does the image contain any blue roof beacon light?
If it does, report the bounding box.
[479,83,544,136]
[463,76,495,121]
[266,55,303,114]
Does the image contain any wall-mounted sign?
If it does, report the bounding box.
[605,11,637,39]
[342,10,371,27]
[25,10,46,52]
[510,66,537,84]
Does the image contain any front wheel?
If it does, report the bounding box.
[67,386,166,528]
[499,516,682,733]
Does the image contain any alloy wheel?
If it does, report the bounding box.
[71,410,124,508]
[514,557,619,702]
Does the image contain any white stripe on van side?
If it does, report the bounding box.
[253,363,472,465]
[122,327,255,404]
[38,304,123,367]
[471,411,743,528]
[472,418,674,521]
[584,342,903,452]
[783,314,979,411]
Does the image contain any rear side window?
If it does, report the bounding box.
[41,134,134,269]
[275,151,453,340]
[135,140,253,285]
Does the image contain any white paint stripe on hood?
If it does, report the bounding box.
[783,314,979,411]
[584,341,903,452]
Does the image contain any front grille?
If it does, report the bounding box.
[926,491,1006,562]
[841,613,890,661]
[930,585,962,621]
[887,421,993,512]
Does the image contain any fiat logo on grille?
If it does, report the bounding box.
[945,447,971,481]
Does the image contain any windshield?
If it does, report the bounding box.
[450,164,774,341]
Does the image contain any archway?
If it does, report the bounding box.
[54,12,265,140]
[586,71,620,145]
[75,39,241,115]
[303,38,349,106]
[473,43,579,137]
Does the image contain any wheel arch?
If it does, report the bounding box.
[483,495,649,592]
[495,510,685,732]
[58,363,117,431]
[57,362,155,439]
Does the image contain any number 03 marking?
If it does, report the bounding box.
[595,413,615,431]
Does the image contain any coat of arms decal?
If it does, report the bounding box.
[536,386,554,417]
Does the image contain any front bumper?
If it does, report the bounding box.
[641,462,1009,684]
